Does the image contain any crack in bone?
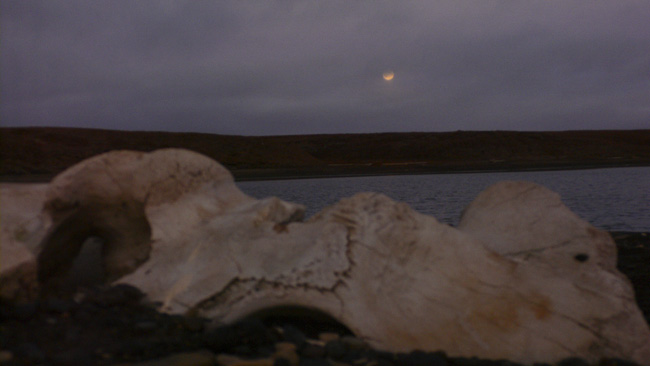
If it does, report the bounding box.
[21,150,648,365]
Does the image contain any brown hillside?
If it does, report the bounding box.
[0,127,323,175]
[1,127,649,180]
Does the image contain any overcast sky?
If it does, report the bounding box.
[2,1,649,135]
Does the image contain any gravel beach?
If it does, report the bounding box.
[1,232,648,366]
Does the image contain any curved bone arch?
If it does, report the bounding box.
[2,149,649,364]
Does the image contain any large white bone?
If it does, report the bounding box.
[1,149,648,364]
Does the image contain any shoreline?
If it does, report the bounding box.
[2,162,648,183]
[231,162,649,181]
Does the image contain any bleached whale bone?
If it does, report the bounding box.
[4,148,649,364]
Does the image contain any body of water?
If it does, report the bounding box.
[238,167,650,232]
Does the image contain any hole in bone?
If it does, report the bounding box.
[240,305,354,338]
[41,236,108,295]
[69,236,106,287]
[574,253,589,263]
[38,210,96,287]
[38,203,151,294]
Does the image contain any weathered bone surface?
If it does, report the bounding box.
[1,149,649,364]
[37,149,254,283]
[0,183,49,300]
[0,237,38,301]
[458,181,620,273]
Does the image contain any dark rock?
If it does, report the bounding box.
[182,316,206,332]
[558,358,590,366]
[282,324,307,348]
[450,356,523,366]
[134,320,158,334]
[300,344,325,358]
[14,342,45,363]
[8,301,38,320]
[370,350,397,366]
[50,349,93,366]
[299,358,330,366]
[449,357,480,366]
[90,284,144,307]
[340,335,367,350]
[274,357,292,366]
[203,325,240,352]
[614,232,650,328]
[109,339,178,360]
[257,345,276,358]
[72,305,96,323]
[204,318,275,354]
[233,318,279,347]
[397,350,447,366]
[324,340,346,360]
[375,358,396,366]
[0,351,13,364]
[495,361,523,366]
[233,345,255,356]
[599,358,641,366]
[0,302,12,321]
[42,297,74,313]
[118,351,217,366]
[64,327,81,343]
[106,339,150,358]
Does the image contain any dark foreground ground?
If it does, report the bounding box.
[1,232,648,366]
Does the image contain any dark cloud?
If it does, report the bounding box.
[2,1,649,135]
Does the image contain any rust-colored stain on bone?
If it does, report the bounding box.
[273,223,289,233]
[531,295,552,320]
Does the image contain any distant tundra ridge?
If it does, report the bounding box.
[1,127,649,180]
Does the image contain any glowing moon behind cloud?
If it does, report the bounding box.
[382,71,394,81]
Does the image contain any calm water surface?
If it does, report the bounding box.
[238,167,650,232]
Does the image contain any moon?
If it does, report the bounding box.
[382,71,394,81]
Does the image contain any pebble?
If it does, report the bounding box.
[273,358,292,366]
[9,301,37,320]
[43,296,74,313]
[274,342,297,353]
[397,350,447,366]
[282,325,307,348]
[221,358,274,366]
[340,336,367,351]
[557,358,590,366]
[134,320,158,333]
[217,354,243,366]
[0,350,13,364]
[599,359,642,366]
[300,343,326,359]
[183,316,206,332]
[272,342,298,366]
[112,350,216,366]
[205,325,241,352]
[324,340,346,360]
[91,284,145,307]
[319,332,340,343]
[64,326,81,342]
[50,348,94,365]
[14,343,45,363]
[453,357,526,366]
[328,361,352,366]
[233,318,279,347]
[299,359,330,366]
[374,359,394,366]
